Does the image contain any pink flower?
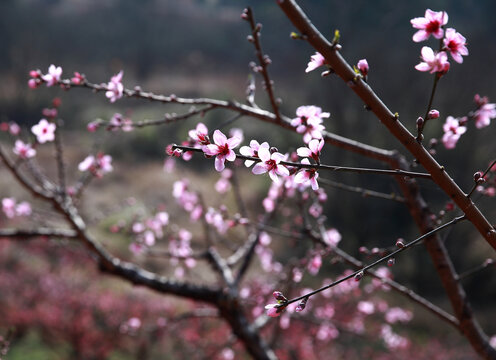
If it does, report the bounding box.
[41,64,62,87]
[215,169,232,194]
[411,9,448,42]
[78,153,113,177]
[357,59,369,76]
[203,129,241,172]
[252,146,289,183]
[239,140,270,167]
[108,113,133,132]
[105,71,124,103]
[9,123,20,135]
[291,105,329,143]
[265,304,283,318]
[188,122,210,145]
[305,52,325,73]
[13,140,36,159]
[294,158,319,190]
[357,301,375,315]
[308,253,322,275]
[2,198,16,218]
[71,72,85,85]
[296,138,324,163]
[442,116,466,149]
[324,228,342,247]
[31,119,56,143]
[415,47,450,74]
[15,201,32,217]
[443,28,468,64]
[385,307,413,324]
[28,79,39,89]
[474,103,496,129]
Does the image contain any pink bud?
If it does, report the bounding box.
[295,297,308,312]
[354,271,364,282]
[387,258,395,267]
[428,109,440,119]
[357,59,369,76]
[28,79,39,89]
[395,238,405,248]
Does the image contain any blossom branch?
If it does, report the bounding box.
[277,0,496,251]
[172,144,432,179]
[313,225,460,328]
[285,215,466,306]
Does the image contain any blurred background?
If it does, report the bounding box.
[1,0,496,358]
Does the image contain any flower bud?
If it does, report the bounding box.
[354,271,364,282]
[428,109,440,119]
[474,171,483,181]
[272,291,287,303]
[387,258,395,267]
[395,238,405,248]
[357,59,369,76]
[295,297,308,312]
[416,117,424,129]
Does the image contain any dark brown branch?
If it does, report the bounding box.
[0,228,77,239]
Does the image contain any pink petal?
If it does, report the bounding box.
[276,165,290,177]
[213,129,227,146]
[227,136,242,149]
[412,30,430,42]
[294,171,308,184]
[252,163,268,175]
[204,144,219,156]
[271,152,286,162]
[215,156,226,172]
[310,176,319,191]
[225,149,236,162]
[239,146,253,156]
[297,147,312,158]
[257,146,271,162]
[415,62,431,72]
[268,170,280,183]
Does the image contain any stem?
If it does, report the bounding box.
[286,215,465,305]
[172,145,432,179]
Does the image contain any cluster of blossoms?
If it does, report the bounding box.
[28,64,62,89]
[78,153,113,178]
[411,9,468,74]
[1,198,32,219]
[439,94,496,149]
[128,210,170,254]
[290,105,328,144]
[28,65,125,105]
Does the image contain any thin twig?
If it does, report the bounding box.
[172,145,432,179]
[285,215,466,305]
[319,178,405,202]
[244,7,281,121]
